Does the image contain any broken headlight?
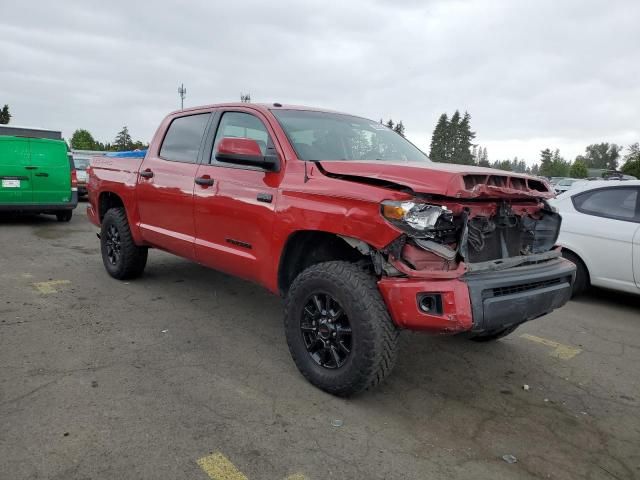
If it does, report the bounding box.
[381,200,453,237]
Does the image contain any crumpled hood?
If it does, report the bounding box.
[317,160,554,199]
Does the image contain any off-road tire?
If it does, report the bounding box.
[284,261,399,396]
[101,208,148,280]
[468,325,519,342]
[562,250,589,297]
[55,210,73,222]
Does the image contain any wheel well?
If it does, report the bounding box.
[562,248,590,282]
[98,192,125,222]
[278,231,369,295]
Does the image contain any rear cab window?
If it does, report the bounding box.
[160,113,211,163]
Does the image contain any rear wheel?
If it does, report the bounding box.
[284,261,399,396]
[55,210,72,222]
[100,208,148,280]
[562,250,589,297]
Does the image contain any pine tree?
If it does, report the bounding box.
[114,126,133,151]
[385,119,395,130]
[451,111,475,165]
[429,113,449,162]
[447,110,461,163]
[479,147,490,167]
[393,121,405,137]
[0,104,10,124]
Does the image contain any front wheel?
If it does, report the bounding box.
[284,261,399,396]
[100,208,148,280]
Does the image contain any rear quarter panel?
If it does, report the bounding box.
[88,156,145,243]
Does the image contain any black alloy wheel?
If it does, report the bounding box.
[105,224,122,266]
[300,293,352,369]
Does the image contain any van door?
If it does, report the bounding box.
[0,136,33,205]
[29,139,72,204]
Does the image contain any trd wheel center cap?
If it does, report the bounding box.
[317,320,334,340]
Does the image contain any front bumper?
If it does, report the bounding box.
[378,258,576,334]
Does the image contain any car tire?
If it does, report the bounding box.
[55,210,73,222]
[561,250,589,297]
[100,208,148,280]
[468,325,519,342]
[284,261,399,397]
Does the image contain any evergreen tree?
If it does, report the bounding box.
[429,113,449,162]
[530,163,540,176]
[447,110,461,163]
[70,129,97,150]
[114,126,133,151]
[385,119,395,130]
[0,104,10,124]
[540,149,570,177]
[451,111,475,165]
[393,121,405,137]
[478,147,490,167]
[240,93,251,103]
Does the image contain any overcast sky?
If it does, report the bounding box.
[1,0,638,163]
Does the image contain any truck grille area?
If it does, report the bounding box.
[464,205,562,264]
[489,278,563,298]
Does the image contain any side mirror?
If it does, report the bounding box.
[215,137,280,171]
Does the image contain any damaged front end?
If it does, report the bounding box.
[380,197,563,276]
[371,193,574,334]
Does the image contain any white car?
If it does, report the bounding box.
[550,181,640,296]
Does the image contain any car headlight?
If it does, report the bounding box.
[381,200,452,236]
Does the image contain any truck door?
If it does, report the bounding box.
[135,112,211,259]
[0,137,32,206]
[193,110,281,285]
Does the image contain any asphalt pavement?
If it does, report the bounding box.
[1,205,639,480]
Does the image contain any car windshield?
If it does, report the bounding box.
[272,109,429,162]
[558,179,575,186]
[74,158,90,170]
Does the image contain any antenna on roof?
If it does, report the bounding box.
[178,83,187,110]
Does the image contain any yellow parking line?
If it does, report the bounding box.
[285,475,308,480]
[197,453,248,480]
[520,333,582,360]
[32,280,71,294]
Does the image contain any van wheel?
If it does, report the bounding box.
[101,208,148,280]
[284,261,399,396]
[468,325,518,342]
[55,210,73,222]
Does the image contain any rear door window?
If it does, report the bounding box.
[160,113,211,163]
[573,187,639,222]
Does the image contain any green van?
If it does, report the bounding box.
[0,136,78,221]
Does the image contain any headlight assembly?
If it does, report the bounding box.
[381,200,453,237]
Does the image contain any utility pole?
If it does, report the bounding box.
[178,83,187,109]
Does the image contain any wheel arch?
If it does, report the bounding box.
[277,230,374,296]
[98,191,125,222]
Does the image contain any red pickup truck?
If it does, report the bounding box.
[87,103,575,396]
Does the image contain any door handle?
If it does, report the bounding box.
[24,166,38,170]
[35,172,49,177]
[195,177,215,186]
[139,169,154,179]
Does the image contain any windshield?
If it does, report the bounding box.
[272,110,429,162]
[558,179,575,186]
[73,158,91,170]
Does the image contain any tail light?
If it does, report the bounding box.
[71,169,78,191]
